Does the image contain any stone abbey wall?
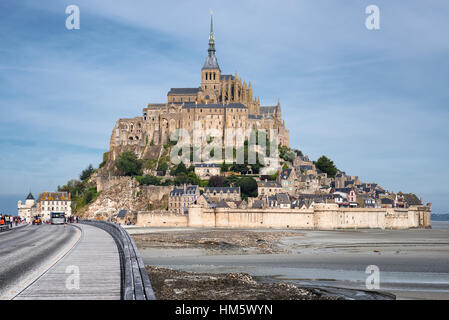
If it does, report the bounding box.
[136,203,431,230]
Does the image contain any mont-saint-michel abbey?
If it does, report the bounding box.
[4,3,449,303]
[110,14,289,153]
[90,14,432,231]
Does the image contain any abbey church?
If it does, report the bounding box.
[109,14,289,154]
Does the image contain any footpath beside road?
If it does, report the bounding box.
[14,224,121,300]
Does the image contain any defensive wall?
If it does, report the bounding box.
[136,204,431,230]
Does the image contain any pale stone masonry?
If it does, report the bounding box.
[169,185,200,214]
[194,163,220,179]
[108,13,289,155]
[137,204,432,230]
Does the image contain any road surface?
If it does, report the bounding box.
[0,224,79,299]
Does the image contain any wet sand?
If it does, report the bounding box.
[130,221,449,300]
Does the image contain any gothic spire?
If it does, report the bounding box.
[208,10,216,55]
[202,10,220,70]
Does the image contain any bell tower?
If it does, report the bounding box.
[201,11,221,95]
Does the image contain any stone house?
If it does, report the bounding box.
[358,195,376,208]
[194,163,220,179]
[278,168,297,196]
[38,192,72,221]
[333,193,348,207]
[169,185,200,214]
[257,180,282,197]
[267,193,291,209]
[203,187,241,202]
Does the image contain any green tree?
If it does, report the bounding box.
[209,175,228,187]
[314,155,338,178]
[174,162,188,176]
[174,172,200,186]
[157,161,168,175]
[84,186,98,205]
[80,164,95,181]
[236,177,258,199]
[137,175,162,186]
[116,152,142,176]
[220,162,231,173]
[293,149,303,157]
[225,174,240,186]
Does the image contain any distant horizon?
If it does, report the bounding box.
[1,1,448,213]
[2,192,449,217]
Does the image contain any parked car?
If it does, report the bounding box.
[32,216,42,225]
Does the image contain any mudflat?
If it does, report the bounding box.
[130,221,449,300]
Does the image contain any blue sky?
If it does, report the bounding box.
[1,0,448,214]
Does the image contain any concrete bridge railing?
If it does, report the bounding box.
[81,220,156,300]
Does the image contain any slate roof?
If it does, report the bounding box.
[252,200,265,209]
[215,200,230,208]
[203,53,220,70]
[335,187,352,194]
[170,185,199,196]
[276,193,290,205]
[167,88,201,95]
[204,187,240,193]
[260,106,276,114]
[258,181,281,188]
[279,168,292,180]
[296,194,332,201]
[403,193,422,206]
[381,198,394,204]
[26,192,35,200]
[182,103,247,109]
[248,114,262,120]
[194,163,220,168]
[220,74,234,81]
[344,180,354,187]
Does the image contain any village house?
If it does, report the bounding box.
[333,193,348,207]
[257,180,283,197]
[278,168,297,196]
[169,185,200,214]
[358,194,376,208]
[194,163,220,179]
[266,193,291,208]
[380,197,394,208]
[203,187,241,202]
[347,188,358,207]
[38,192,72,221]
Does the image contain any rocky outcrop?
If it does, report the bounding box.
[79,177,171,222]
